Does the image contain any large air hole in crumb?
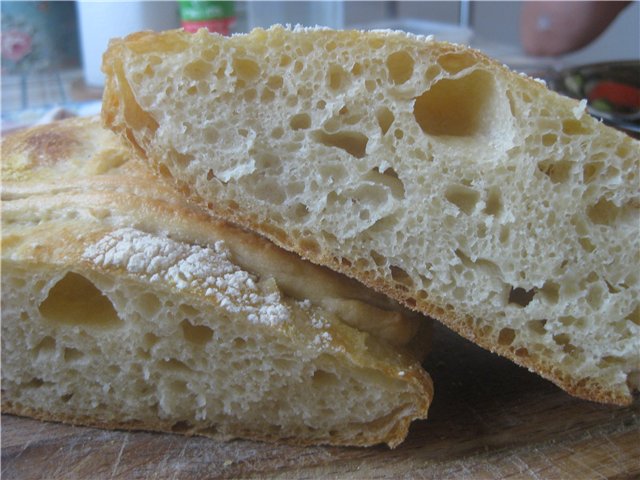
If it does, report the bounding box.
[498,327,516,345]
[413,70,495,137]
[313,130,368,158]
[386,51,414,84]
[437,51,477,74]
[537,159,573,183]
[181,319,214,345]
[445,184,480,215]
[39,273,122,329]
[508,286,536,307]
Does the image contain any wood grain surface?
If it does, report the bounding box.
[2,322,639,479]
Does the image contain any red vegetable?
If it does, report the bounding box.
[587,81,640,109]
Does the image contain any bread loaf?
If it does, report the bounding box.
[0,116,433,448]
[102,26,640,406]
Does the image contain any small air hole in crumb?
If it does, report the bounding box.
[445,184,481,215]
[542,133,557,146]
[313,130,368,158]
[540,281,560,304]
[484,188,503,216]
[232,57,260,81]
[376,107,395,135]
[553,333,571,346]
[290,113,311,130]
[578,237,596,252]
[370,250,387,267]
[537,159,573,184]
[63,347,84,362]
[498,327,516,345]
[390,265,414,287]
[437,51,477,74]
[527,319,547,335]
[626,306,640,325]
[386,50,414,85]
[171,421,193,433]
[508,286,536,307]
[271,127,284,139]
[181,319,214,345]
[328,64,348,91]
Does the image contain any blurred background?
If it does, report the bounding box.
[1,1,638,132]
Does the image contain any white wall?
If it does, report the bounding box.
[341,0,639,64]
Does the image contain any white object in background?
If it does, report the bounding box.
[247,1,344,30]
[77,1,179,87]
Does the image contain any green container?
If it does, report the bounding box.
[178,1,234,21]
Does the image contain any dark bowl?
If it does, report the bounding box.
[556,60,639,137]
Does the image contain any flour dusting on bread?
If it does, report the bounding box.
[85,227,290,326]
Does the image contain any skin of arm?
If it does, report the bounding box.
[520,1,631,56]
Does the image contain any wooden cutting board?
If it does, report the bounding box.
[2,322,639,479]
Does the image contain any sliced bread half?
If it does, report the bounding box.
[1,116,433,448]
[102,26,639,405]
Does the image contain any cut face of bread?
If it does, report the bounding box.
[102,26,640,406]
[0,116,433,448]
